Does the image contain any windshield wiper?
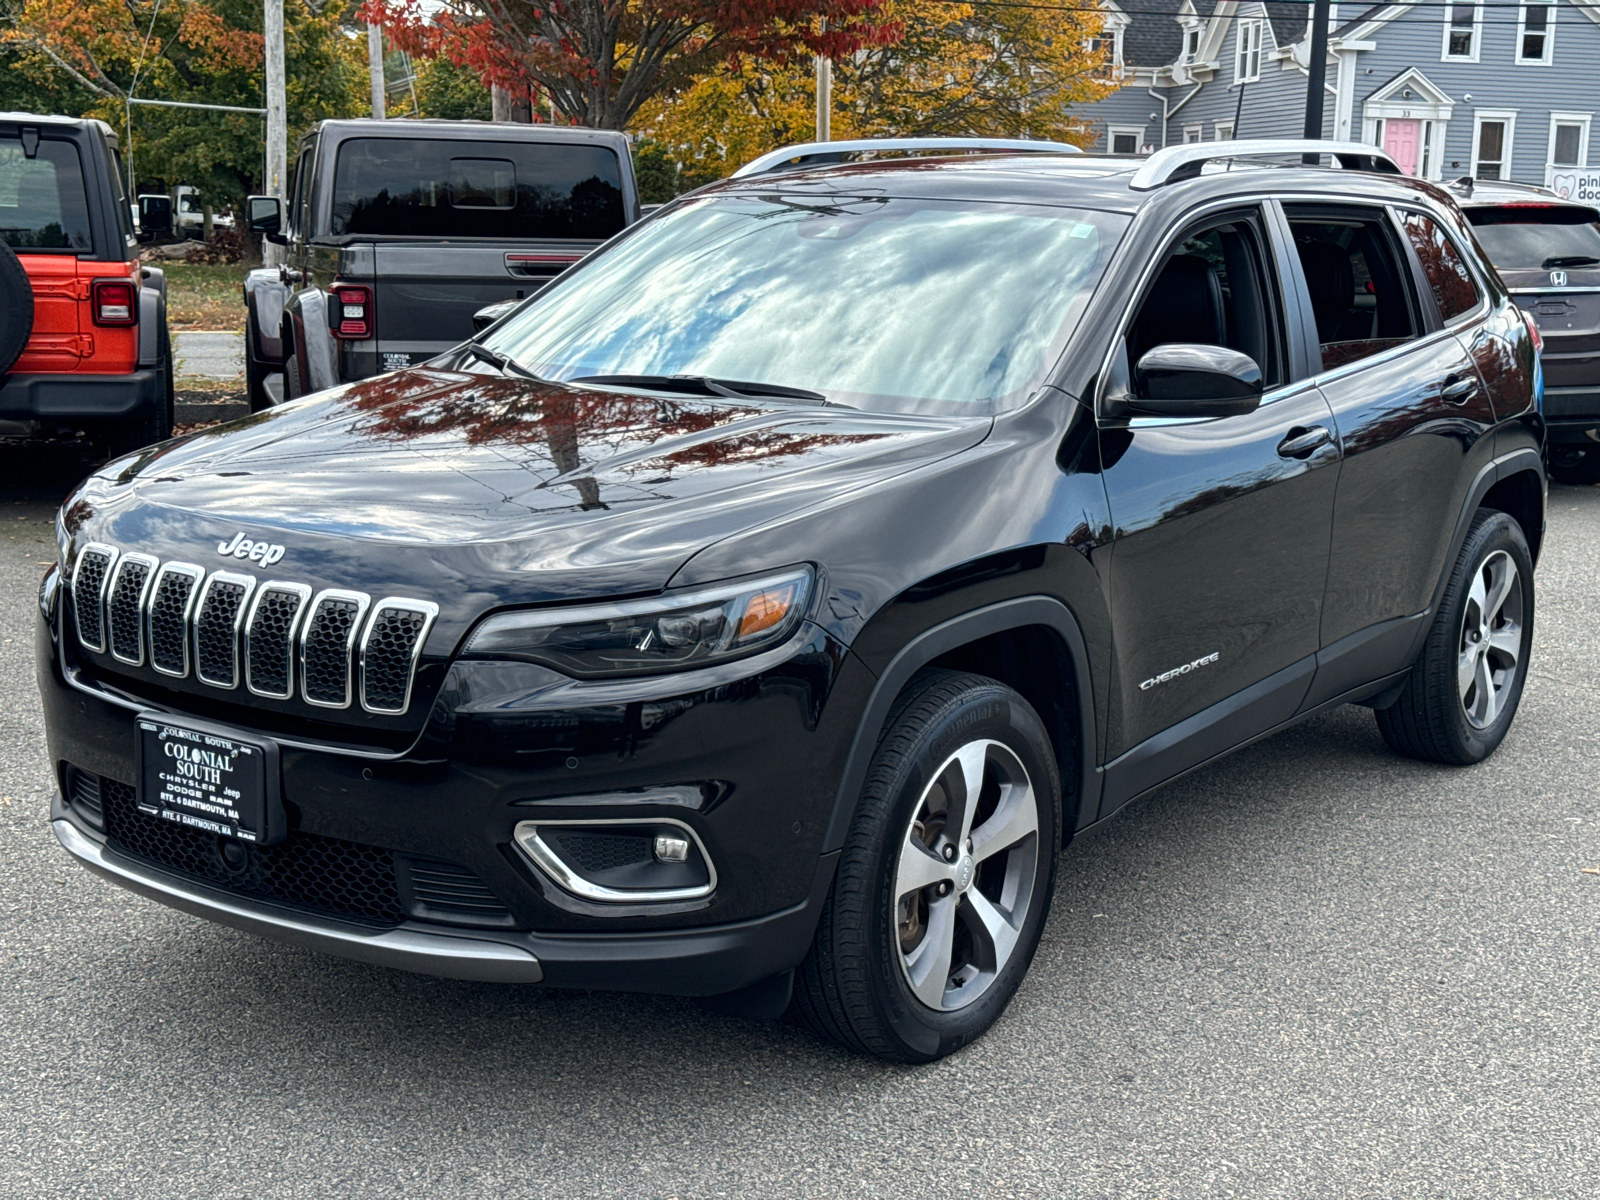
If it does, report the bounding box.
[464,341,544,382]
[571,373,836,406]
[1541,255,1600,268]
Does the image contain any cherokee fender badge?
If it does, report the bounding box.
[1139,651,1219,691]
[217,531,286,567]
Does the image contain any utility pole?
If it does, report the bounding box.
[1302,0,1331,163]
[814,57,832,142]
[368,25,387,120]
[264,0,286,266]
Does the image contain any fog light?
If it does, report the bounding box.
[653,834,690,863]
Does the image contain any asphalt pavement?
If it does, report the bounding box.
[1,444,1597,1200]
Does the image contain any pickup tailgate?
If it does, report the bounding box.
[370,239,601,368]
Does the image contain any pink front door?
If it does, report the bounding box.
[1384,119,1421,175]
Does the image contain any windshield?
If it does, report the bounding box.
[480,194,1128,412]
[1466,206,1600,270]
[0,136,91,251]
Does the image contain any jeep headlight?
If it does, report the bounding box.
[461,568,813,679]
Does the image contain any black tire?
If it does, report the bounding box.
[1547,446,1600,486]
[794,669,1060,1062]
[284,349,302,401]
[103,323,175,459]
[245,327,272,412]
[0,239,34,375]
[1375,510,1534,765]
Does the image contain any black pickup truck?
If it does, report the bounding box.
[242,119,638,409]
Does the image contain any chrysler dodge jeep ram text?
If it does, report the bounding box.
[40,138,1545,1061]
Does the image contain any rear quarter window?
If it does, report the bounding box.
[0,137,92,251]
[330,138,625,239]
[1399,211,1480,322]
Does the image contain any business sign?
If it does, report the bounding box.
[1546,168,1600,202]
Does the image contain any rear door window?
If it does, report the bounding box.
[0,136,92,251]
[331,138,625,239]
[1284,205,1421,370]
[1399,211,1481,322]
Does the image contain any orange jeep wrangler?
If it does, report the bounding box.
[0,114,173,456]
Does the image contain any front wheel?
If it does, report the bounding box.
[1547,445,1600,486]
[1375,509,1534,764]
[794,670,1060,1062]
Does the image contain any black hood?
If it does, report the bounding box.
[62,368,991,627]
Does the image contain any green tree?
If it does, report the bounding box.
[412,54,491,120]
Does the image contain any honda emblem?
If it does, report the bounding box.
[1551,269,1569,287]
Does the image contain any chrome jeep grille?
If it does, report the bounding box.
[67,548,438,716]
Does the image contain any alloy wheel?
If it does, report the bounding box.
[893,739,1040,1012]
[1458,549,1523,730]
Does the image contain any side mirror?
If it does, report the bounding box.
[472,298,520,334]
[1130,343,1263,418]
[247,195,284,242]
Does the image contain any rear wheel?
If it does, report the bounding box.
[1547,445,1600,486]
[1375,510,1534,765]
[794,670,1060,1061]
[0,240,33,376]
[244,331,272,411]
[284,349,303,401]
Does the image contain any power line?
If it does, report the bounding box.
[969,0,1600,21]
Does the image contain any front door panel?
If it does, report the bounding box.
[1100,382,1341,759]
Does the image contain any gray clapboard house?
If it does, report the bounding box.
[1079,0,1600,190]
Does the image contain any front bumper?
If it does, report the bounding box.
[0,369,160,420]
[52,795,839,993]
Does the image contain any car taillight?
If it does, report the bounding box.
[92,279,137,326]
[330,284,371,339]
[1520,306,1544,354]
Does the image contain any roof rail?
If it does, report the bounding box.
[731,137,1083,179]
[1127,139,1402,191]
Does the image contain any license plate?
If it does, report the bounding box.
[136,716,283,845]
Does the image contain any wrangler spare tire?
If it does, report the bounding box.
[0,240,33,376]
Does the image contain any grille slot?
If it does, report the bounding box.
[65,765,104,830]
[361,599,439,715]
[94,768,406,925]
[302,590,369,708]
[107,554,157,665]
[193,573,255,688]
[71,544,117,653]
[397,855,516,926]
[147,563,203,677]
[245,583,311,700]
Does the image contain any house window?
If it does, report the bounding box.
[1548,113,1590,169]
[1183,28,1201,63]
[1515,0,1554,64]
[1109,127,1143,155]
[1473,112,1516,180]
[1215,122,1235,141]
[1184,125,1204,144]
[1442,2,1481,61]
[1235,19,1263,82]
[1087,20,1126,79]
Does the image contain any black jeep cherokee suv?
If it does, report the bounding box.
[39,138,1545,1062]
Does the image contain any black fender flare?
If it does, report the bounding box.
[1406,445,1546,665]
[136,267,167,367]
[243,268,287,366]
[281,287,339,394]
[821,595,1102,856]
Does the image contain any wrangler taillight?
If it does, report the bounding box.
[330,284,372,339]
[92,279,137,326]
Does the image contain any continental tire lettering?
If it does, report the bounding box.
[1138,651,1220,691]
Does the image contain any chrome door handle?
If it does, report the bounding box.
[1442,374,1477,402]
[1277,425,1333,459]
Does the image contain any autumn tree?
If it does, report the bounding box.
[634,0,1114,184]
[2,0,363,216]
[362,0,898,131]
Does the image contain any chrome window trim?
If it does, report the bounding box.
[358,597,439,716]
[145,562,205,679]
[1507,285,1600,295]
[243,581,313,701]
[71,542,119,654]
[511,817,718,904]
[192,571,257,690]
[300,589,370,710]
[106,552,159,667]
